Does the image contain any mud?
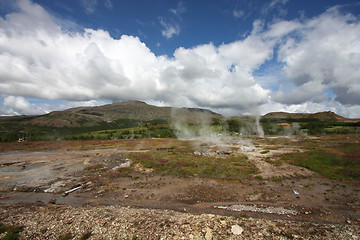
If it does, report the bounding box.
[0,136,359,239]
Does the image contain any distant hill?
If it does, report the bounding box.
[1,101,360,142]
[66,100,220,122]
[1,100,222,128]
[262,111,360,123]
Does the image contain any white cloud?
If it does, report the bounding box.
[159,2,186,39]
[0,95,108,116]
[159,18,180,39]
[263,20,302,39]
[218,36,274,71]
[272,81,326,104]
[0,0,270,116]
[276,7,360,106]
[2,96,45,115]
[0,0,360,118]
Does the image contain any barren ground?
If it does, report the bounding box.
[0,136,359,239]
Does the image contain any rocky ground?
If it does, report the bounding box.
[1,203,359,240]
[0,137,359,239]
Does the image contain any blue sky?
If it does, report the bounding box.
[24,0,349,56]
[1,0,360,117]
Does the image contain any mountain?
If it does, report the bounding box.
[66,100,221,122]
[261,111,360,123]
[1,100,222,128]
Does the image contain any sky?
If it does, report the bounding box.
[0,0,360,118]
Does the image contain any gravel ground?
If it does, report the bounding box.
[1,203,359,240]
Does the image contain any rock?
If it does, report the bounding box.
[220,220,227,226]
[112,159,132,170]
[48,198,56,204]
[204,227,213,240]
[44,180,67,193]
[231,225,244,235]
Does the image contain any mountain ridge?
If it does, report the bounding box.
[1,101,359,142]
[262,111,360,123]
[1,101,359,129]
[4,100,222,128]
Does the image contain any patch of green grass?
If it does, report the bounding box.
[325,126,360,134]
[0,223,22,240]
[281,150,360,180]
[65,122,176,140]
[330,143,360,156]
[129,150,256,180]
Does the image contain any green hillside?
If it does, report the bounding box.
[1,101,360,142]
[0,101,221,142]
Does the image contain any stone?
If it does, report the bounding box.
[204,227,213,240]
[231,225,244,235]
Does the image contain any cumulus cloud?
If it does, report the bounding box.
[0,0,271,115]
[275,6,360,106]
[0,0,360,118]
[1,96,46,115]
[0,95,108,116]
[263,20,302,38]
